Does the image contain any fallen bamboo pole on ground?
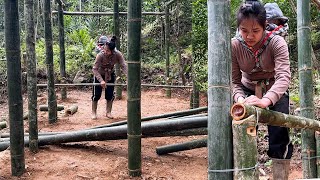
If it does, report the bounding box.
[230,103,320,131]
[39,105,64,111]
[0,116,207,151]
[156,138,207,155]
[65,105,78,115]
[89,106,208,129]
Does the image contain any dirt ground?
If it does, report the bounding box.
[0,88,303,180]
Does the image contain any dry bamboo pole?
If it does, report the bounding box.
[4,0,25,175]
[51,11,165,16]
[156,138,207,155]
[0,116,208,151]
[37,83,192,88]
[65,105,78,115]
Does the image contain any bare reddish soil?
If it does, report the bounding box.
[0,89,302,180]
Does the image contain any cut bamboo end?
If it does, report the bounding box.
[230,103,246,121]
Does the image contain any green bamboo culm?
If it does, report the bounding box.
[44,0,57,123]
[127,0,142,177]
[207,0,233,179]
[24,0,39,153]
[297,0,317,178]
[114,0,123,100]
[233,115,259,180]
[4,0,25,176]
[57,0,67,100]
[165,3,171,98]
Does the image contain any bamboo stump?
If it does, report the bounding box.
[232,115,259,180]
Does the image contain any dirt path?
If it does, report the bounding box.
[0,89,302,179]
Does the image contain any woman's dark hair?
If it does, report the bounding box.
[237,0,266,30]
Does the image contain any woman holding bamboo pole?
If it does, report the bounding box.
[231,0,292,179]
[92,35,127,119]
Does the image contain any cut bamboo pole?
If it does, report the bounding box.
[156,138,207,155]
[233,115,258,180]
[65,105,78,115]
[0,121,7,129]
[39,105,64,111]
[0,116,207,151]
[230,103,320,131]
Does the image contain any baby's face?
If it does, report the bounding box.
[267,19,282,26]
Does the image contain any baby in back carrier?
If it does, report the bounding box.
[265,3,289,39]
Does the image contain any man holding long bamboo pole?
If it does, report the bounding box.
[92,35,127,119]
[231,1,292,179]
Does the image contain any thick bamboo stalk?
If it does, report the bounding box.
[231,103,320,131]
[51,11,165,16]
[297,0,317,178]
[207,0,233,180]
[4,0,25,176]
[57,1,67,100]
[233,115,258,180]
[127,0,142,176]
[65,105,78,115]
[25,0,39,153]
[156,138,207,155]
[39,105,64,111]
[44,0,57,124]
[0,116,208,151]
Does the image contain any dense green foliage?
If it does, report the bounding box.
[0,0,319,92]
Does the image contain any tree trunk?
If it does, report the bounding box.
[207,0,233,179]
[25,0,39,153]
[127,0,142,177]
[4,0,25,175]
